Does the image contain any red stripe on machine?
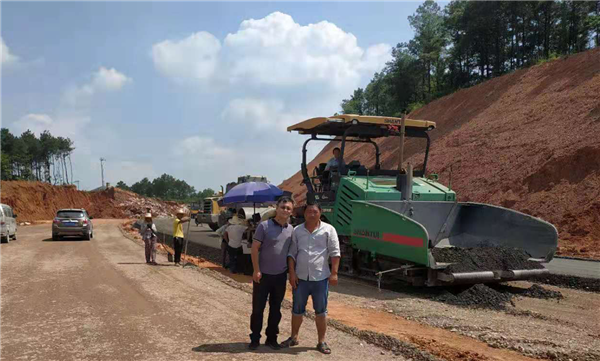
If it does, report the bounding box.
[382,233,423,247]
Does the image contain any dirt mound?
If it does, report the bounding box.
[432,247,544,273]
[521,284,563,300]
[280,48,600,259]
[534,273,600,293]
[435,284,514,309]
[0,181,182,221]
[435,283,563,310]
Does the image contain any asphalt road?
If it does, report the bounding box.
[0,220,398,361]
[152,217,600,280]
[545,257,600,278]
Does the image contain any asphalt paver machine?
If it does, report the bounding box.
[288,115,558,286]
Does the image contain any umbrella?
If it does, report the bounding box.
[222,182,283,205]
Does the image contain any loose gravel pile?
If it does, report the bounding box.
[432,246,544,273]
[534,274,600,293]
[521,284,563,300]
[435,283,565,310]
[435,284,515,309]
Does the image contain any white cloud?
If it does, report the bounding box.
[153,12,391,90]
[63,66,132,107]
[175,136,234,163]
[221,98,300,131]
[153,11,392,141]
[224,12,382,88]
[13,113,53,132]
[13,113,91,143]
[91,67,132,91]
[152,31,221,84]
[1,37,19,66]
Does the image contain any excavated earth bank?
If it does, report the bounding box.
[0,181,181,221]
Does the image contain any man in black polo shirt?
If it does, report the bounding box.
[249,196,295,350]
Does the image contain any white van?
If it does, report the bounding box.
[1,203,18,243]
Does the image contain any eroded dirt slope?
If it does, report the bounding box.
[0,181,182,221]
[280,48,600,258]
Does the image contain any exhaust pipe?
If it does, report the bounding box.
[397,163,413,200]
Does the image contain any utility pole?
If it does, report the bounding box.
[74,180,80,190]
[100,158,106,187]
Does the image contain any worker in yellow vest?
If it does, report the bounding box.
[172,209,190,266]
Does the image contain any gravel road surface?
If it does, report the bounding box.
[1,220,400,361]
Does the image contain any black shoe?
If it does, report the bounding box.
[265,339,281,350]
[248,341,260,350]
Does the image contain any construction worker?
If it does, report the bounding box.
[172,209,190,266]
[224,215,247,274]
[140,213,158,265]
[324,147,345,172]
[281,202,340,354]
[248,197,295,350]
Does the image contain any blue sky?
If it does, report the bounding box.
[2,2,423,191]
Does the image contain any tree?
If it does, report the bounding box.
[116,181,130,191]
[1,128,75,183]
[408,0,447,99]
[131,177,153,197]
[341,88,366,115]
[197,188,216,201]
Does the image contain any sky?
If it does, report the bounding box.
[1,1,423,192]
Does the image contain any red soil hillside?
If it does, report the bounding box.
[0,181,183,222]
[280,48,600,259]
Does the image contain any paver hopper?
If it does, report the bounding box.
[351,200,557,286]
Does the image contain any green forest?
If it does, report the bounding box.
[341,0,600,115]
[1,128,75,184]
[116,175,216,203]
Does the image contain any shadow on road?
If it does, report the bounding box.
[192,342,314,354]
[189,229,220,238]
[42,237,89,242]
[117,262,175,267]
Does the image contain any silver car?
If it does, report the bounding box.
[52,209,94,241]
[1,203,18,243]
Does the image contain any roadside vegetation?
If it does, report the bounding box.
[116,174,216,203]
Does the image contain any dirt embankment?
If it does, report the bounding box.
[280,48,600,259]
[0,181,182,221]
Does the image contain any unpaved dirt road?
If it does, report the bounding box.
[4,220,600,361]
[1,220,399,361]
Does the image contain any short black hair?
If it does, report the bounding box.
[304,201,322,212]
[333,147,341,152]
[277,196,295,207]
